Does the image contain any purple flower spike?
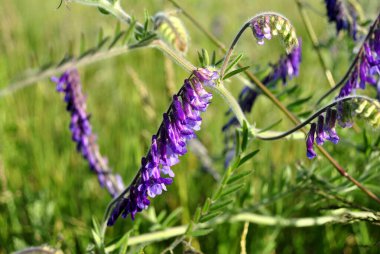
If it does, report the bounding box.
[337,19,380,98]
[324,0,358,40]
[306,123,317,159]
[52,69,125,198]
[107,68,218,226]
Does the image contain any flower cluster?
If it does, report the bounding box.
[107,68,218,226]
[306,97,380,158]
[338,22,380,98]
[306,108,340,159]
[223,40,302,131]
[249,13,299,53]
[324,0,358,40]
[52,69,125,197]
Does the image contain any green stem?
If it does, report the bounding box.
[295,0,336,88]
[150,40,196,73]
[123,210,380,246]
[0,45,134,97]
[73,0,143,29]
[211,83,249,128]
[219,22,250,78]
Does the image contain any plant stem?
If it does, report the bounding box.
[211,83,249,128]
[124,210,380,246]
[72,0,143,29]
[219,22,250,78]
[0,45,134,97]
[167,0,380,205]
[295,0,336,88]
[150,40,196,73]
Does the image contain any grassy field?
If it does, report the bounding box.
[1,0,380,253]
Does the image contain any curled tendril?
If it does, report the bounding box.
[220,12,299,77]
[249,12,299,53]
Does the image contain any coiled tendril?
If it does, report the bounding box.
[220,12,299,78]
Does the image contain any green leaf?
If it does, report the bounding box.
[134,33,157,47]
[198,51,204,67]
[235,130,240,158]
[97,36,110,50]
[223,66,250,80]
[108,31,126,49]
[122,20,137,44]
[143,9,150,32]
[238,150,260,167]
[104,231,131,253]
[92,217,101,234]
[241,120,249,152]
[193,207,202,223]
[199,211,222,223]
[224,54,243,75]
[227,170,252,184]
[220,183,245,198]
[286,96,313,111]
[91,229,102,247]
[162,207,182,228]
[231,156,241,170]
[202,198,211,213]
[98,7,110,15]
[297,110,312,118]
[215,57,225,67]
[277,84,299,100]
[156,210,167,223]
[202,48,210,66]
[209,199,234,212]
[211,50,216,66]
[189,228,214,237]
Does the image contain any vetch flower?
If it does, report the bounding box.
[324,0,358,40]
[249,13,298,53]
[338,17,380,98]
[304,97,380,159]
[306,107,344,159]
[52,69,125,197]
[107,68,218,226]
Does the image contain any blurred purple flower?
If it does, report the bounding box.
[338,25,380,98]
[107,68,218,226]
[223,39,302,131]
[324,0,358,40]
[52,69,125,197]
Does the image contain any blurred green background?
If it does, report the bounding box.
[1,0,380,253]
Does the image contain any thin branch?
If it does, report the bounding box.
[0,45,134,97]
